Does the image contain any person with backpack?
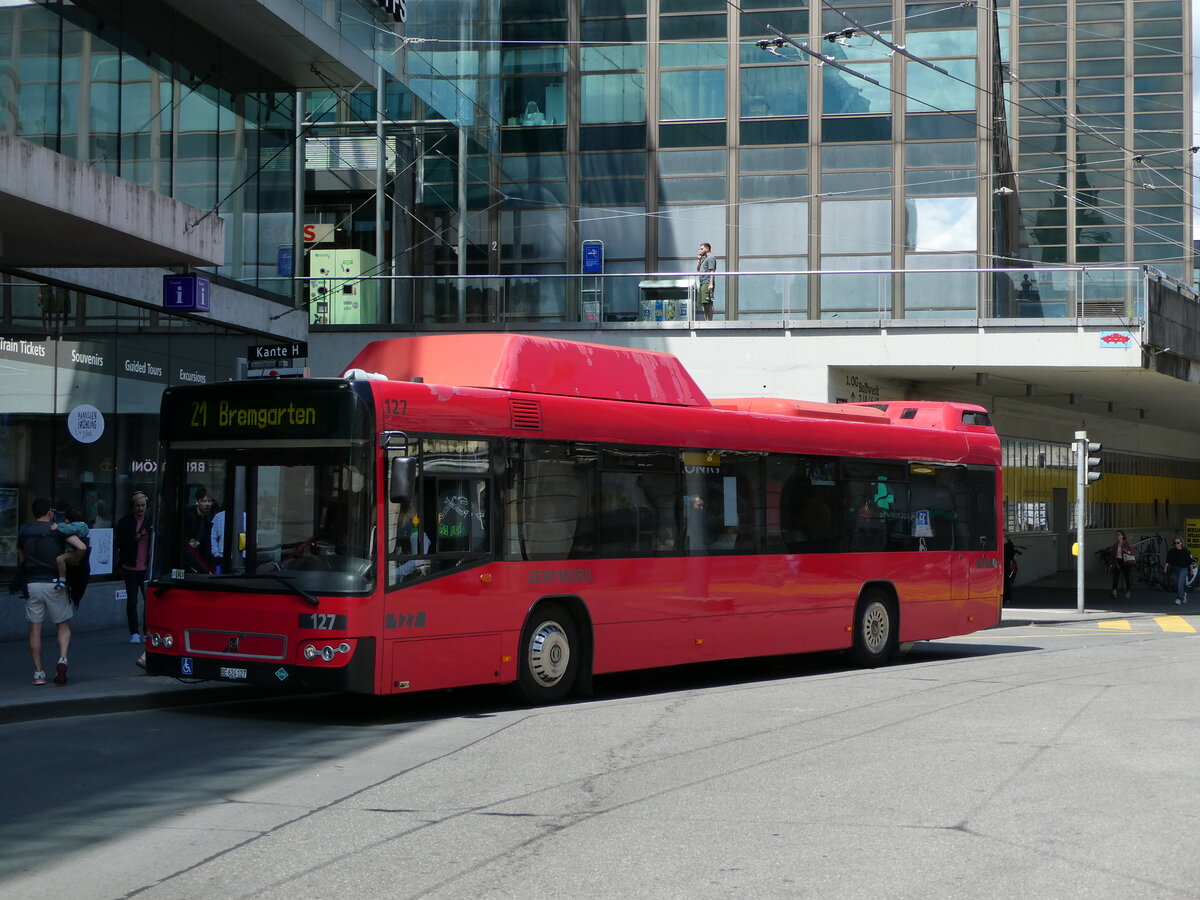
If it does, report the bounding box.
[17,498,85,685]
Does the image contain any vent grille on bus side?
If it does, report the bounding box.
[510,399,543,430]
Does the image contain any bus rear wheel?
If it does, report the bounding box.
[851,591,896,668]
[516,602,579,704]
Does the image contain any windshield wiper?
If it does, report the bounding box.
[265,574,320,607]
[157,572,320,607]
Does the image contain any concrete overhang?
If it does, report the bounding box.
[160,0,380,88]
[0,133,224,268]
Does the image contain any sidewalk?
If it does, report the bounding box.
[0,626,264,725]
[999,569,1191,626]
[2,573,1189,724]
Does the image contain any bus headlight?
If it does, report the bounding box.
[301,641,354,663]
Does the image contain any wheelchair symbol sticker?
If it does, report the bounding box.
[181,657,194,675]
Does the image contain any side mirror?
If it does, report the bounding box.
[390,457,416,505]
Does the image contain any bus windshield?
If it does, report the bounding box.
[161,442,375,594]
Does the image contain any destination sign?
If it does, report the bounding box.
[160,383,358,441]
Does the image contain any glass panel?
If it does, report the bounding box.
[736,261,809,319]
[822,143,891,170]
[741,66,808,118]
[581,72,646,123]
[660,69,727,120]
[580,178,647,204]
[822,171,892,196]
[581,44,646,71]
[658,204,728,258]
[823,61,891,114]
[904,197,977,251]
[501,47,566,74]
[660,43,727,68]
[580,152,647,178]
[503,76,568,125]
[906,59,976,112]
[820,199,892,254]
[742,147,811,172]
[659,149,726,175]
[659,176,725,202]
[579,207,647,258]
[581,17,647,44]
[903,254,979,315]
[500,154,568,181]
[741,202,808,256]
[739,173,807,200]
[500,209,568,259]
[904,30,976,56]
[660,14,726,40]
[819,258,892,316]
[904,141,975,167]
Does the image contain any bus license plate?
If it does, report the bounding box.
[219,667,248,680]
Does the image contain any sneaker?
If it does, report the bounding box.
[52,578,64,593]
[1111,589,1117,599]
[1125,591,1132,600]
[1175,598,1183,605]
[32,671,46,686]
[54,658,68,686]
[129,633,142,644]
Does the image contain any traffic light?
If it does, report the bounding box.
[1084,441,1102,483]
[1073,433,1102,485]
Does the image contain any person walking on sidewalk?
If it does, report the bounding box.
[1164,536,1193,606]
[115,491,152,643]
[17,498,84,685]
[1110,531,1136,600]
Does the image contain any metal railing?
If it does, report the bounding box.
[298,265,1171,328]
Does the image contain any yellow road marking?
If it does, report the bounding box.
[1099,620,1132,630]
[1155,615,1197,633]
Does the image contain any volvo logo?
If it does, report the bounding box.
[226,635,243,653]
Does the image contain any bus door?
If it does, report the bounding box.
[965,467,1001,600]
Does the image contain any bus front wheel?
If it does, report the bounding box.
[516,602,579,704]
[851,591,896,668]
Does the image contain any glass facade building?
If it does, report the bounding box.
[1,0,296,296]
[301,0,1190,326]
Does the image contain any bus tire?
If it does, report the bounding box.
[516,601,579,704]
[850,590,896,668]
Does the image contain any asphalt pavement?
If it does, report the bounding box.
[1,572,1189,724]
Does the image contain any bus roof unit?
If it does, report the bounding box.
[344,334,711,407]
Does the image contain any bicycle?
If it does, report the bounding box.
[1135,534,1166,590]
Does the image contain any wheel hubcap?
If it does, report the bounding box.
[862,602,889,655]
[529,620,570,686]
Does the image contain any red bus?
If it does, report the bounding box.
[146,334,1002,703]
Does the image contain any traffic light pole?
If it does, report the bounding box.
[1074,430,1102,614]
[1075,431,1087,614]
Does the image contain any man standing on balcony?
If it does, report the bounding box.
[696,243,716,321]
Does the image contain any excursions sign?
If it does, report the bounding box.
[375,0,407,22]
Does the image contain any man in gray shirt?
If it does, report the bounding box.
[696,242,716,321]
[17,498,84,685]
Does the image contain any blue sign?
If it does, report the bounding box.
[277,245,294,277]
[181,657,194,675]
[582,240,604,274]
[163,274,211,313]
